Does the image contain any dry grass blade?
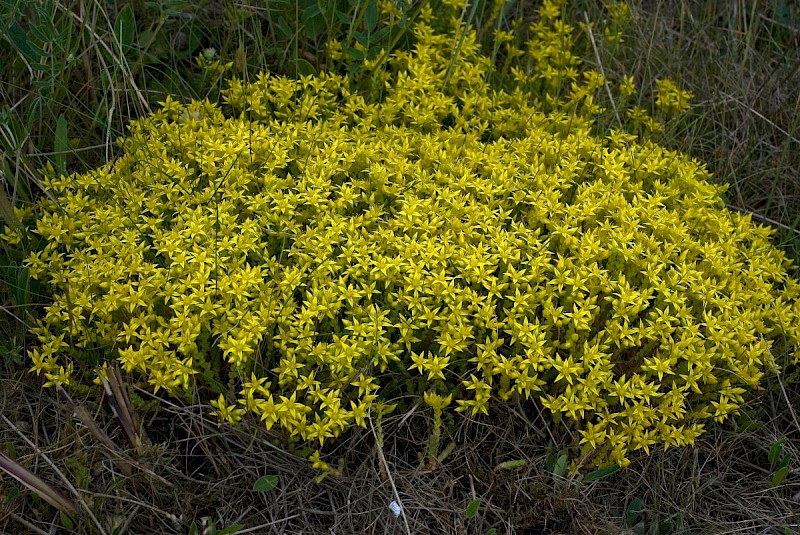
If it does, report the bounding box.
[0,450,80,518]
[583,11,621,128]
[8,512,50,535]
[56,384,133,477]
[100,364,144,453]
[0,412,109,534]
[370,409,411,535]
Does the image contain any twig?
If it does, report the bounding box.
[57,4,149,113]
[31,143,116,156]
[0,451,80,517]
[397,401,420,429]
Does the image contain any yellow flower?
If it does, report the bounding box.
[655,78,693,116]
[211,394,246,424]
[619,74,636,97]
[424,354,451,381]
[309,450,329,472]
[579,421,607,450]
[423,391,453,410]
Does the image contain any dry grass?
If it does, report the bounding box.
[1,362,798,534]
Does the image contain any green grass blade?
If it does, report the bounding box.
[53,114,68,176]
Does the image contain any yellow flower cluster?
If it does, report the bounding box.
[654,78,694,117]
[13,0,800,469]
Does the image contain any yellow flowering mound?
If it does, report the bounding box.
[16,1,800,469]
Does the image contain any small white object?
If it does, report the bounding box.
[389,500,402,517]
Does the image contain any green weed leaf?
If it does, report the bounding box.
[772,452,792,487]
[293,59,317,77]
[656,520,674,535]
[252,475,278,492]
[735,410,760,432]
[365,0,379,33]
[11,264,30,309]
[303,3,325,39]
[60,511,74,530]
[5,20,43,65]
[0,183,18,230]
[318,0,337,27]
[769,438,786,466]
[465,498,480,518]
[5,487,20,507]
[625,498,643,526]
[552,451,567,480]
[274,16,292,40]
[774,0,795,27]
[582,463,620,482]
[114,4,136,53]
[336,10,352,25]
